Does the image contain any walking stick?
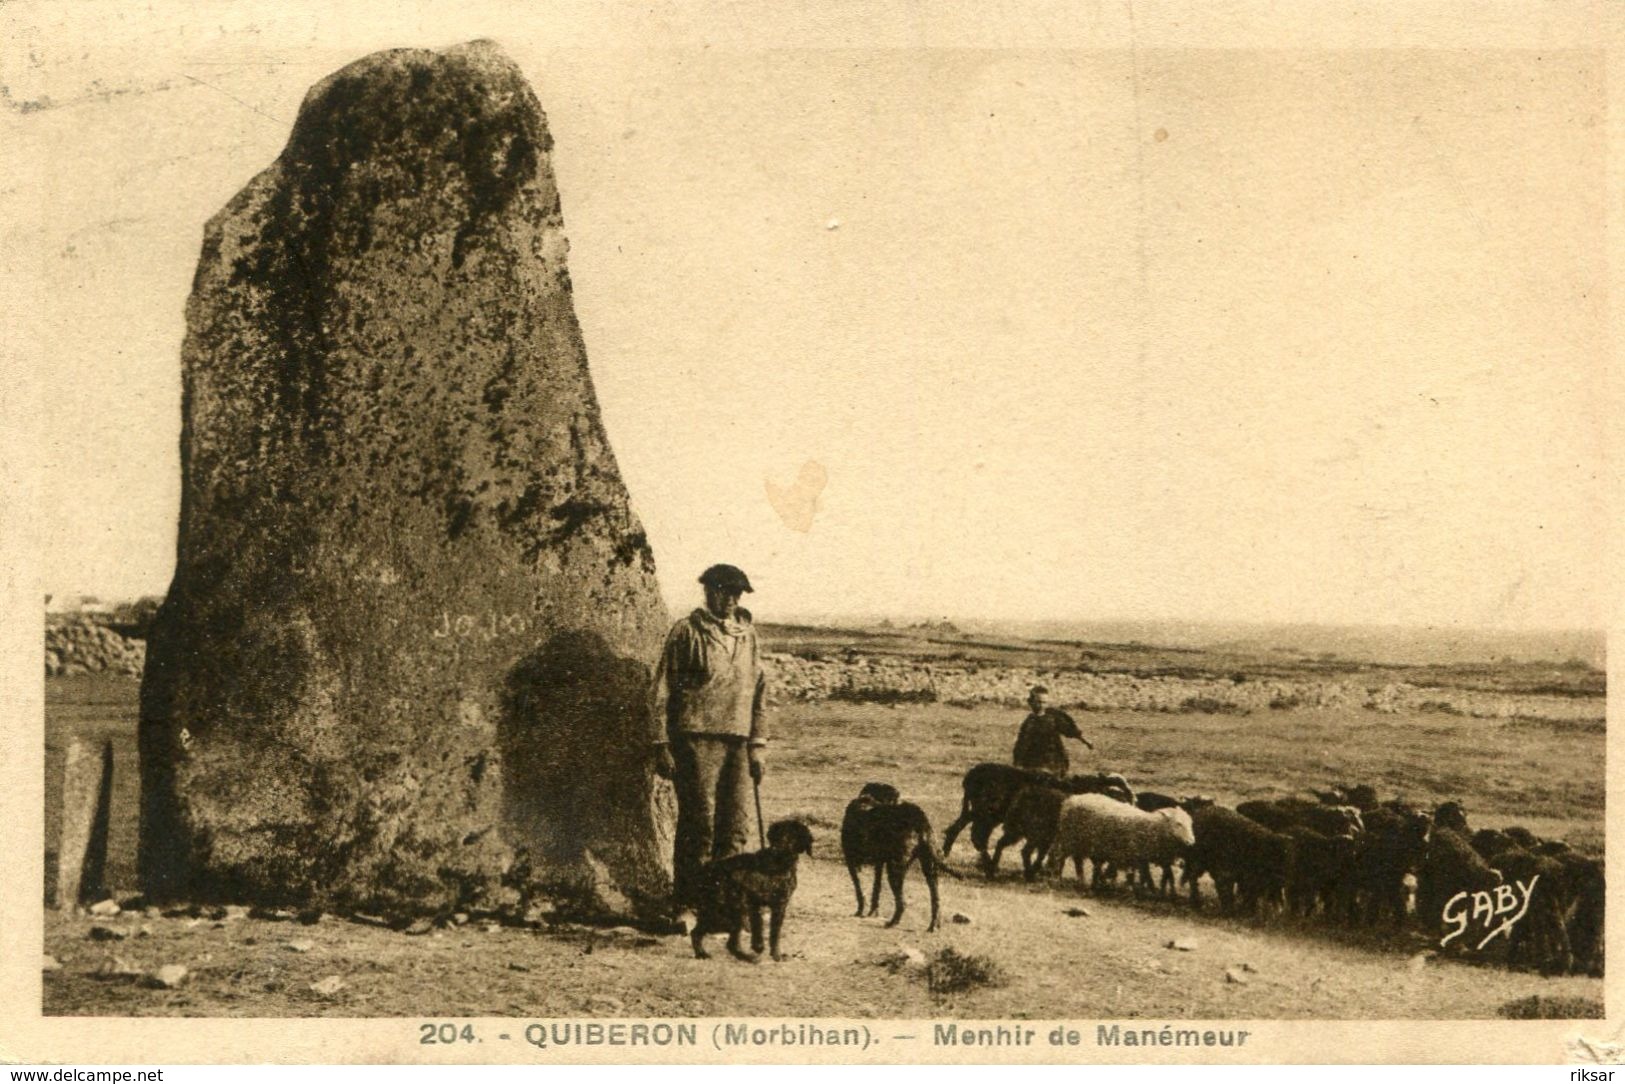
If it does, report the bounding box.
[753,773,766,850]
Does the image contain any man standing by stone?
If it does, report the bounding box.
[649,564,768,915]
[1012,684,1092,776]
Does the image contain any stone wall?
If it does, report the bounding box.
[46,619,146,677]
[763,652,1604,723]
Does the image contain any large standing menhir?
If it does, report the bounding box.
[139,41,675,920]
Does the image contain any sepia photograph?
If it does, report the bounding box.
[3,0,1616,1066]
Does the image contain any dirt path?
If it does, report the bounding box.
[44,854,1600,1019]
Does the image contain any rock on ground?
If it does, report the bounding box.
[146,965,189,989]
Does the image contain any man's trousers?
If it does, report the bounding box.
[671,734,753,908]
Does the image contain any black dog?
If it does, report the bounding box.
[841,781,957,932]
[690,819,815,962]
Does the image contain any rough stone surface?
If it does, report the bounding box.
[139,41,673,921]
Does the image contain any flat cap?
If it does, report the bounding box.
[698,563,753,593]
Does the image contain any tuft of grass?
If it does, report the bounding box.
[1508,714,1606,735]
[829,686,938,705]
[926,947,1006,997]
[1178,696,1249,716]
[1496,994,1603,1019]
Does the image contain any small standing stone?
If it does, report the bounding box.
[52,739,114,909]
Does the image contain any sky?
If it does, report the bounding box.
[3,6,1612,630]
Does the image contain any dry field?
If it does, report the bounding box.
[42,627,1605,1018]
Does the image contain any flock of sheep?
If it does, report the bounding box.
[937,763,1604,977]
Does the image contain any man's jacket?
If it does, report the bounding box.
[648,607,768,746]
[1012,707,1082,775]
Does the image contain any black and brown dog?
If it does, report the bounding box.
[689,819,815,962]
[841,781,957,932]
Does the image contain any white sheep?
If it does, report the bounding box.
[1048,793,1196,894]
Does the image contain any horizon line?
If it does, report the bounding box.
[45,591,1606,639]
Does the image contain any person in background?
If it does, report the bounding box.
[1012,684,1091,776]
[649,563,769,922]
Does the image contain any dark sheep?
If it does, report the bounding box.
[941,764,1058,866]
[1555,852,1604,977]
[1237,797,1363,838]
[1284,825,1358,919]
[942,763,1133,868]
[1432,801,1470,836]
[1312,785,1379,810]
[1470,828,1518,861]
[1416,827,1503,939]
[1341,784,1380,813]
[1381,797,1426,818]
[1348,806,1431,928]
[1185,805,1295,917]
[1502,826,1539,849]
[987,784,1069,880]
[1488,846,1573,976]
